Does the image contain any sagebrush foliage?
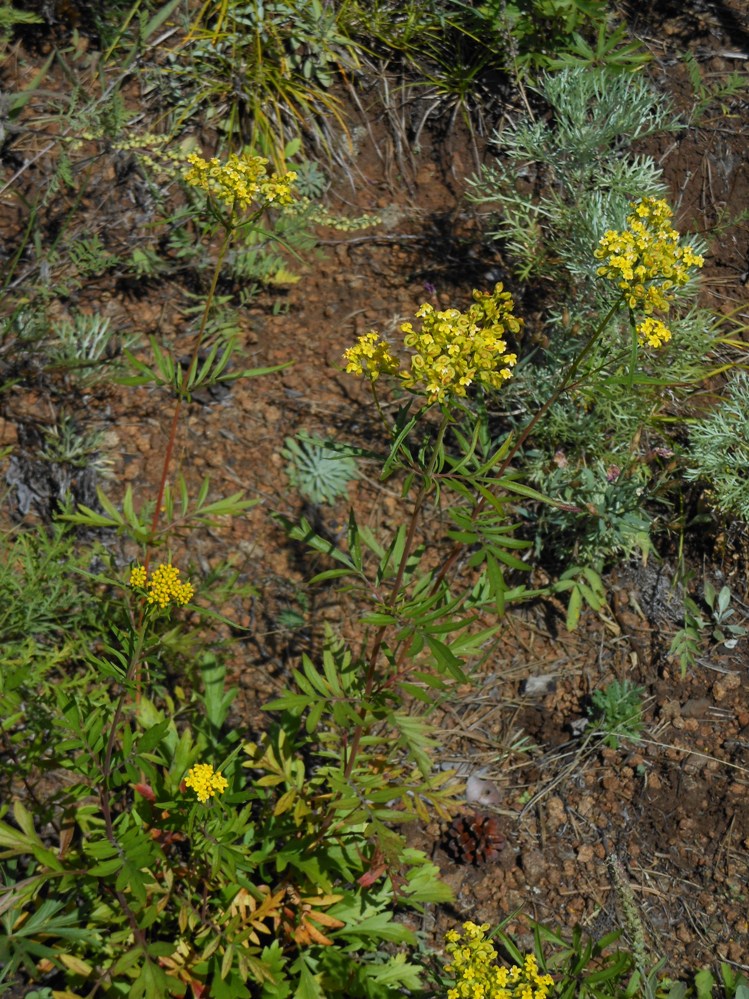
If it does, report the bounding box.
[466,69,716,570]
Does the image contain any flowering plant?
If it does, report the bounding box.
[444,922,554,999]
[344,283,522,404]
[594,196,704,348]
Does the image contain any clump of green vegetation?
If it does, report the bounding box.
[1,2,747,995]
[686,372,749,521]
[590,678,645,749]
[282,432,359,505]
[464,67,722,581]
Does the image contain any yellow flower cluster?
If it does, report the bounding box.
[183,151,297,212]
[444,923,554,999]
[636,316,672,349]
[594,197,704,346]
[129,563,194,609]
[343,331,400,381]
[129,564,147,588]
[401,285,521,403]
[184,763,228,803]
[343,285,522,405]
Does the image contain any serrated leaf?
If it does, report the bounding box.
[294,959,325,999]
[362,953,423,989]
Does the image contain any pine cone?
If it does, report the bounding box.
[443,812,507,865]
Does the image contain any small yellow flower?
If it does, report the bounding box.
[444,923,553,999]
[129,563,194,608]
[636,316,672,348]
[343,331,400,381]
[147,563,194,609]
[594,197,703,315]
[184,762,228,803]
[401,285,521,404]
[183,151,296,214]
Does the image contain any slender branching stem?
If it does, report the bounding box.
[343,409,451,779]
[144,222,234,569]
[429,294,625,596]
[101,209,237,946]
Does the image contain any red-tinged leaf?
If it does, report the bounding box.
[357,864,387,888]
[134,782,156,802]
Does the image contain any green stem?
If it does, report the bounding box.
[429,294,625,596]
[98,624,148,949]
[628,310,639,389]
[144,222,234,567]
[343,408,451,780]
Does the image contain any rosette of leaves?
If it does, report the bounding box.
[282,432,358,505]
[590,679,645,749]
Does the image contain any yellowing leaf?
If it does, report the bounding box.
[59,954,94,976]
[273,788,297,816]
[268,268,300,286]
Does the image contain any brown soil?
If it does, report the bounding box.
[2,0,749,985]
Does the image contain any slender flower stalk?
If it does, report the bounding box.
[340,284,522,780]
[342,409,451,781]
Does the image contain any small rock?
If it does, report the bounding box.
[519,849,546,885]
[713,673,741,702]
[660,700,682,723]
[681,698,711,719]
[0,419,17,446]
[466,775,501,808]
[544,796,566,833]
[523,674,556,696]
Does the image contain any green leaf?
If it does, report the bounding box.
[361,612,398,625]
[382,412,418,479]
[294,958,325,999]
[136,719,171,755]
[307,568,353,585]
[491,546,530,572]
[566,586,582,631]
[88,857,124,877]
[425,636,467,682]
[362,953,423,990]
[264,692,314,712]
[130,959,174,999]
[694,969,716,999]
[141,0,182,40]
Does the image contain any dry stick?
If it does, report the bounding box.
[428,296,624,598]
